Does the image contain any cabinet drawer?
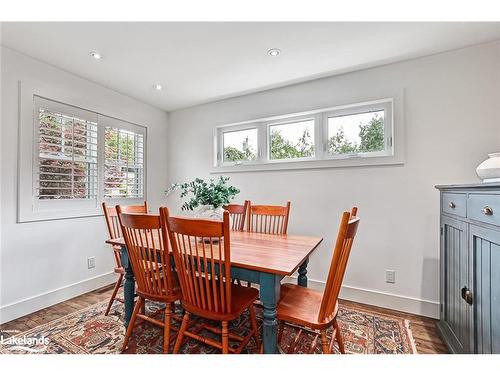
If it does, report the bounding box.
[468,194,500,226]
[443,193,467,217]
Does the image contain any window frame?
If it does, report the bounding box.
[101,115,147,201]
[216,122,263,167]
[322,99,393,161]
[266,114,320,163]
[212,96,403,173]
[33,97,100,213]
[18,81,148,223]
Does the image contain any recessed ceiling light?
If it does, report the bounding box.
[90,51,102,60]
[153,83,163,91]
[268,48,281,57]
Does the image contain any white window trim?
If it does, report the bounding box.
[212,93,404,174]
[18,81,148,223]
[322,99,393,161]
[33,97,99,213]
[216,122,262,167]
[100,115,147,201]
[266,114,319,163]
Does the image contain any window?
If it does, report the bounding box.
[37,108,98,200]
[269,118,315,161]
[214,98,398,171]
[28,96,147,220]
[222,128,258,164]
[104,127,145,198]
[327,108,392,157]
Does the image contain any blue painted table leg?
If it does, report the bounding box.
[259,273,281,354]
[297,257,309,287]
[120,245,135,328]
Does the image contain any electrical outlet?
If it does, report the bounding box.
[87,256,96,269]
[385,269,395,284]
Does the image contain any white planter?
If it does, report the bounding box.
[195,205,225,221]
[476,152,500,182]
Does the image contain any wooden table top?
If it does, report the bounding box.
[107,231,323,276]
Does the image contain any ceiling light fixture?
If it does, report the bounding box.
[268,48,281,57]
[90,51,102,60]
[153,83,163,91]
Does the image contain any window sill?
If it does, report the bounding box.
[17,207,103,223]
[211,154,404,174]
[17,198,147,223]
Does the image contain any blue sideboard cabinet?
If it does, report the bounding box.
[436,183,500,354]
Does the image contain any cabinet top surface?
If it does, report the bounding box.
[435,182,500,190]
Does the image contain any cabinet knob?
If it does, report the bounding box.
[461,286,473,305]
[449,202,456,209]
[482,206,493,216]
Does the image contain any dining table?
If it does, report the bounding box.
[106,230,323,354]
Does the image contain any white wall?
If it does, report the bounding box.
[0,47,169,323]
[167,41,500,318]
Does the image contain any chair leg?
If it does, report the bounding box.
[163,303,172,353]
[121,296,143,352]
[320,329,330,354]
[277,320,285,344]
[334,320,345,354]
[249,306,260,349]
[173,312,190,354]
[222,321,229,354]
[105,273,123,316]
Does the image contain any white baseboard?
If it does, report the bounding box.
[283,276,440,319]
[0,272,117,324]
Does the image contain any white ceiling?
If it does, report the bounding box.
[2,22,500,111]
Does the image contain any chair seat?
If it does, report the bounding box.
[277,283,338,330]
[183,283,259,321]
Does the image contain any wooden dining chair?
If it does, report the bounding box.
[223,200,250,231]
[247,201,291,235]
[160,208,260,354]
[245,201,292,288]
[223,200,250,286]
[101,201,148,316]
[276,207,360,354]
[117,207,182,353]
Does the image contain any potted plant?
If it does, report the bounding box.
[166,176,240,220]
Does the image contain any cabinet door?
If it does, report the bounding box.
[471,225,500,354]
[440,215,473,353]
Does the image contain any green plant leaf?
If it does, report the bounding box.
[166,176,240,210]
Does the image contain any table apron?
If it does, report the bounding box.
[231,266,266,284]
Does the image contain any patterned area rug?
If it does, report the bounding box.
[0,299,417,354]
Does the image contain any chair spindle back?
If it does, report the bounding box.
[223,200,250,231]
[247,201,291,235]
[103,201,149,239]
[318,208,360,323]
[102,202,148,269]
[161,208,232,315]
[117,207,176,301]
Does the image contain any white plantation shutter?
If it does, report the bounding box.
[35,97,98,202]
[28,96,147,220]
[102,116,145,199]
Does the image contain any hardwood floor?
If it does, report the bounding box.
[0,284,448,354]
